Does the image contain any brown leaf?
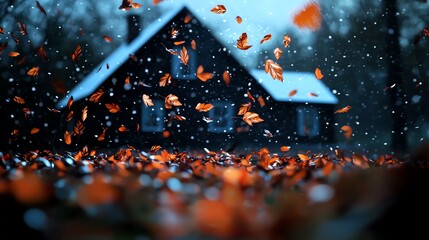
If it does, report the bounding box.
[65,111,74,122]
[103,35,113,42]
[197,65,214,82]
[257,96,265,107]
[242,112,264,126]
[191,39,197,50]
[171,115,186,121]
[118,125,127,132]
[335,105,352,114]
[72,45,82,61]
[37,46,47,61]
[130,2,142,9]
[308,92,319,97]
[289,89,297,97]
[211,5,227,14]
[18,21,27,35]
[283,35,291,48]
[142,94,154,106]
[424,27,429,37]
[247,91,255,101]
[170,27,179,39]
[341,125,352,140]
[264,59,283,82]
[82,106,88,122]
[73,121,85,135]
[159,73,171,87]
[67,96,73,109]
[352,154,370,169]
[238,102,251,115]
[180,46,189,65]
[36,1,47,15]
[165,94,182,109]
[89,89,104,103]
[260,34,272,44]
[27,67,39,76]
[184,14,192,24]
[298,154,309,161]
[0,42,8,55]
[236,16,242,24]
[236,33,252,50]
[280,146,290,152]
[274,47,283,60]
[30,128,40,135]
[195,103,214,112]
[222,70,230,86]
[173,41,185,46]
[151,145,161,153]
[0,26,4,34]
[64,131,72,145]
[98,128,107,141]
[315,68,324,79]
[11,32,19,45]
[293,2,322,30]
[105,103,121,113]
[13,96,25,104]
[9,51,20,57]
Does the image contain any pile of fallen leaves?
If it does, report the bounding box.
[2,147,427,239]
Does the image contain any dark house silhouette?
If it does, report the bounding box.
[57,4,338,150]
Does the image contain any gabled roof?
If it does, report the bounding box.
[250,70,338,104]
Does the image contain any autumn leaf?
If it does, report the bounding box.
[335,105,352,114]
[173,41,185,46]
[222,70,230,86]
[242,112,264,126]
[159,73,172,87]
[0,26,4,34]
[103,35,113,42]
[424,27,429,36]
[119,0,141,10]
[247,91,255,101]
[171,115,186,121]
[341,125,352,140]
[184,14,192,23]
[9,51,20,57]
[236,33,252,50]
[298,154,309,161]
[64,131,72,145]
[65,111,74,122]
[308,92,319,97]
[315,68,324,79]
[236,16,242,24]
[260,34,272,44]
[191,39,196,50]
[27,67,39,76]
[283,35,291,48]
[264,59,283,82]
[211,5,227,14]
[274,48,282,60]
[0,42,7,55]
[73,121,85,135]
[18,21,27,35]
[37,46,47,61]
[170,27,179,39]
[293,1,322,30]
[280,146,290,152]
[30,128,40,135]
[89,89,104,103]
[257,96,266,107]
[238,102,251,115]
[150,145,161,152]
[197,65,214,82]
[165,94,182,109]
[195,103,214,112]
[142,94,154,106]
[289,89,298,97]
[180,46,189,65]
[352,154,370,169]
[13,96,25,104]
[105,103,121,113]
[118,125,127,132]
[130,2,142,9]
[82,106,88,122]
[72,45,82,61]
[67,96,73,110]
[98,128,107,141]
[36,1,47,15]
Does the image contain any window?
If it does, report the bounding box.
[171,49,197,80]
[141,100,164,132]
[297,106,319,137]
[208,101,234,133]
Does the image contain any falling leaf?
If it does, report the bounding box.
[180,46,189,65]
[308,92,319,97]
[118,125,127,132]
[315,68,324,79]
[298,154,309,161]
[82,106,88,122]
[142,94,154,106]
[103,35,113,42]
[105,103,121,113]
[13,96,25,104]
[171,115,186,121]
[264,59,283,82]
[37,45,47,61]
[293,1,322,30]
[257,96,266,107]
[197,65,214,82]
[165,94,182,109]
[67,96,73,110]
[159,73,172,87]
[151,145,161,152]
[36,1,47,15]
[17,21,27,35]
[341,125,352,140]
[184,14,192,23]
[238,103,251,115]
[247,91,255,101]
[236,16,242,24]
[283,35,291,48]
[173,41,185,46]
[27,67,39,76]
[0,26,4,34]
[0,42,7,55]
[119,0,141,10]
[335,105,352,114]
[9,51,20,57]
[352,154,370,169]
[65,111,74,122]
[260,34,272,44]
[280,146,290,152]
[195,103,214,112]
[170,27,179,39]
[124,76,131,85]
[211,5,227,14]
[203,116,213,123]
[223,71,230,86]
[73,121,85,135]
[289,89,298,97]
[30,128,40,135]
[89,89,104,103]
[11,32,20,45]
[424,27,429,36]
[130,2,142,9]
[64,131,72,145]
[72,45,82,61]
[274,48,282,60]
[191,39,197,50]
[98,128,107,141]
[242,112,264,126]
[263,129,273,138]
[236,33,252,50]
[161,43,178,55]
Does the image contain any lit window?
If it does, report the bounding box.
[297,106,319,137]
[208,101,234,133]
[171,49,197,80]
[141,100,164,132]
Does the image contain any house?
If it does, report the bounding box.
[56,4,338,150]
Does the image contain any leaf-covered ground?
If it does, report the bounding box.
[1,147,428,240]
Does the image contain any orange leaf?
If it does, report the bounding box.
[65,111,74,122]
[9,51,20,57]
[283,35,291,48]
[247,91,255,101]
[195,103,214,112]
[289,89,297,97]
[13,96,25,104]
[142,94,154,106]
[98,128,107,141]
[274,47,283,60]
[173,41,185,46]
[210,5,226,14]
[0,26,3,34]
[222,70,230,85]
[171,115,186,121]
[165,94,182,109]
[341,125,352,140]
[293,2,322,30]
[238,102,251,115]
[257,96,265,107]
[131,2,141,9]
[170,27,179,39]
[73,121,85,135]
[153,0,163,5]
[180,46,189,65]
[30,128,40,134]
[150,145,162,152]
[335,105,352,114]
[280,146,290,152]
[103,35,113,42]
[236,33,252,50]
[67,96,73,109]
[27,67,39,76]
[298,154,309,161]
[264,59,283,82]
[105,103,120,113]
[352,154,370,169]
[191,39,197,50]
[197,65,214,82]
[260,34,272,44]
[37,45,47,61]
[118,125,127,132]
[242,112,264,126]
[184,14,192,24]
[159,73,172,87]
[315,67,324,79]
[72,44,82,61]
[89,89,104,103]
[64,131,72,145]
[82,106,88,122]
[236,16,242,24]
[308,92,319,97]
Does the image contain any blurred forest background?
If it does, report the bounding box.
[0,0,428,153]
